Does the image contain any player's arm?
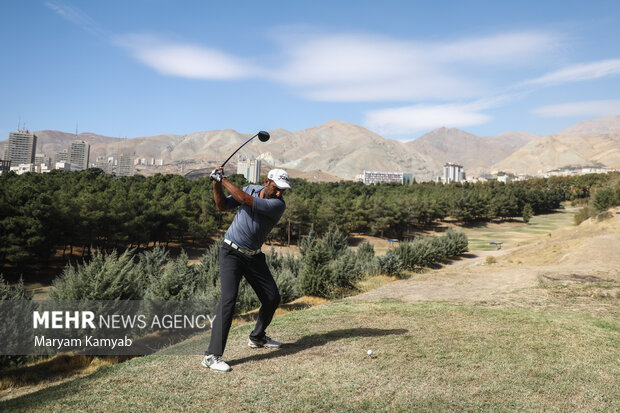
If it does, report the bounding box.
[220,178,254,208]
[211,166,246,211]
[212,180,230,212]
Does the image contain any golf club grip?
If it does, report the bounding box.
[220,133,258,167]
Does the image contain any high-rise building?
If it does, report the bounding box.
[95,156,112,173]
[237,158,261,183]
[443,162,465,183]
[0,160,11,174]
[117,153,135,176]
[35,154,52,168]
[67,140,90,171]
[54,150,68,165]
[6,130,37,165]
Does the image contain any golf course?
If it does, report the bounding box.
[1,208,618,412]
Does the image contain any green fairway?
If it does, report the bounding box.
[465,209,577,251]
[2,300,618,412]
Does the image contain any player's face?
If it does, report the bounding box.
[264,179,286,199]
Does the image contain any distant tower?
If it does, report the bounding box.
[117,153,135,176]
[237,158,261,183]
[54,150,69,165]
[443,162,465,183]
[7,130,37,164]
[67,140,91,171]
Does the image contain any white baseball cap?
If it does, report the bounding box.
[267,169,291,189]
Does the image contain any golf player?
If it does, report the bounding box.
[202,166,291,372]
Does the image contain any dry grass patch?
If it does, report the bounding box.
[2,301,618,412]
[234,296,329,327]
[539,272,620,298]
[355,275,400,293]
[0,355,131,393]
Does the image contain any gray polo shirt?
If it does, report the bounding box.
[223,185,286,251]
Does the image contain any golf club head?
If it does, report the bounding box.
[258,131,270,142]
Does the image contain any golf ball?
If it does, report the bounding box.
[367,350,373,355]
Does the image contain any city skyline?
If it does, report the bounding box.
[1,1,619,141]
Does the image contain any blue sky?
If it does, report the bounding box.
[1,0,619,141]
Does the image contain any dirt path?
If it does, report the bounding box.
[351,210,620,309]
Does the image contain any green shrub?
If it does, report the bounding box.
[574,205,597,225]
[322,226,349,260]
[299,228,318,257]
[355,241,380,276]
[135,245,169,292]
[377,250,404,278]
[0,275,31,300]
[394,231,468,271]
[444,230,469,256]
[144,251,199,301]
[596,211,613,222]
[281,253,302,278]
[593,187,619,211]
[522,203,534,223]
[273,267,301,304]
[395,238,437,268]
[265,248,283,272]
[356,241,375,262]
[299,242,334,298]
[329,250,362,291]
[50,249,142,300]
[195,241,222,292]
[1,275,35,369]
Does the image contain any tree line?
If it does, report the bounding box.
[271,173,618,241]
[0,168,617,270]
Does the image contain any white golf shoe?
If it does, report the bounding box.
[202,354,231,372]
[248,335,282,349]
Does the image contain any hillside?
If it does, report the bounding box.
[492,132,620,174]
[25,121,440,181]
[557,115,620,136]
[275,120,437,180]
[407,128,538,175]
[27,131,121,156]
[2,115,620,180]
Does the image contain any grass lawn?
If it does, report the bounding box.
[2,300,618,412]
[466,209,577,251]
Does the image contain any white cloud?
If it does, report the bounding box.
[303,75,478,102]
[364,104,492,136]
[117,35,256,80]
[45,1,102,36]
[45,6,563,102]
[434,31,560,64]
[273,31,559,102]
[533,99,620,118]
[522,59,620,86]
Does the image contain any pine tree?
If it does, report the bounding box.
[522,203,534,223]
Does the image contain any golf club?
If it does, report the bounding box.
[221,131,270,168]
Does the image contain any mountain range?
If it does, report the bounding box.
[2,115,619,181]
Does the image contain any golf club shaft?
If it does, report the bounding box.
[220,133,259,168]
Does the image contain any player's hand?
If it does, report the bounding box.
[210,168,223,182]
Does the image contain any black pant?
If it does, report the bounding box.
[207,243,280,356]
